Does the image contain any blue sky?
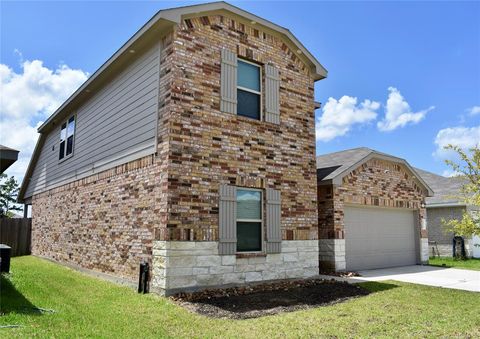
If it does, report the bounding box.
[1,0,479,182]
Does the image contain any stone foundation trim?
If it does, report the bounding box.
[151,240,319,295]
[429,241,475,258]
[420,238,429,264]
[318,239,346,271]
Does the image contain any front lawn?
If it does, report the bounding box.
[429,256,480,271]
[1,257,479,338]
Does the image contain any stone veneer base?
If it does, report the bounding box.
[318,239,346,271]
[151,240,319,295]
[420,238,429,263]
[429,241,474,258]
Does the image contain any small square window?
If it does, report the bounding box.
[237,60,261,120]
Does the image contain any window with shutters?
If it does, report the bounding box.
[59,115,76,161]
[237,60,261,120]
[236,188,263,252]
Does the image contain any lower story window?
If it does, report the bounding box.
[236,188,262,252]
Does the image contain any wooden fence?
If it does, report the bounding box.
[0,218,32,257]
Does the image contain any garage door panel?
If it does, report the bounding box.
[345,206,417,271]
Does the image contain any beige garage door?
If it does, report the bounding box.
[345,206,418,271]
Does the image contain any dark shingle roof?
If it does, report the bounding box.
[0,144,19,174]
[0,145,19,152]
[414,168,466,206]
[316,147,373,181]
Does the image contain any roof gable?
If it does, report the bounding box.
[316,147,434,196]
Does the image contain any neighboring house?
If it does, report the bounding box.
[415,168,480,258]
[0,145,19,174]
[18,2,327,295]
[316,148,433,271]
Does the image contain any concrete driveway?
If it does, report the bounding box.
[351,265,480,292]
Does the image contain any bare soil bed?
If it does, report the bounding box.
[171,279,370,319]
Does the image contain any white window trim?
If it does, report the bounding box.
[236,187,264,253]
[237,59,263,121]
[58,114,76,163]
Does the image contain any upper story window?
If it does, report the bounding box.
[236,188,262,252]
[59,115,75,161]
[237,60,261,120]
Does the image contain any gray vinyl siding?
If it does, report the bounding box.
[25,41,161,198]
[218,184,237,255]
[264,64,280,124]
[220,48,237,114]
[266,188,281,253]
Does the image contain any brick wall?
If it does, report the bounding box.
[161,14,318,242]
[31,155,168,281]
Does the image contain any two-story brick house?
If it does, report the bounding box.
[18,2,327,295]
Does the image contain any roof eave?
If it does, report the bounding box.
[37,15,176,133]
[18,134,46,203]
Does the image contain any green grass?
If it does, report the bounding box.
[1,257,479,338]
[429,256,480,271]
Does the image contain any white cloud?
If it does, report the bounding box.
[315,96,380,142]
[433,125,480,159]
[0,58,88,182]
[377,87,434,132]
[441,169,462,178]
[467,106,480,116]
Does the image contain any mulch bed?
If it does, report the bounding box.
[171,278,370,319]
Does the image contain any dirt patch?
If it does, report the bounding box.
[171,279,369,319]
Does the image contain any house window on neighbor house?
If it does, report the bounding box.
[59,115,75,161]
[236,188,263,252]
[237,59,261,120]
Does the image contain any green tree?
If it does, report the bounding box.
[0,173,22,218]
[442,145,480,238]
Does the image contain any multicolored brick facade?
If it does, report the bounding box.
[160,15,318,242]
[31,155,167,282]
[318,158,429,270]
[30,12,320,292]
